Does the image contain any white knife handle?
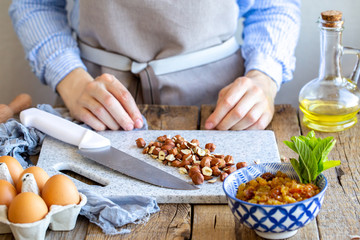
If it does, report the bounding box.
[20,108,111,149]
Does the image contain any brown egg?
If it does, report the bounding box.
[0,180,17,207]
[0,156,23,185]
[41,174,80,208]
[16,166,50,193]
[8,192,48,223]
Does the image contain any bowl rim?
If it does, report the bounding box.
[222,162,328,208]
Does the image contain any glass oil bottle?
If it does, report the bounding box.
[299,10,360,132]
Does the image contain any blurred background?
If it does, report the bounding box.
[1,0,360,107]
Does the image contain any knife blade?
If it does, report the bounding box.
[20,108,198,190]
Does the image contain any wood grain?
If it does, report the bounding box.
[192,205,236,240]
[140,105,199,130]
[45,216,89,240]
[0,234,12,240]
[299,113,360,240]
[85,204,191,240]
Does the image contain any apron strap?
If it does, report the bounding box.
[78,37,239,75]
[139,66,160,104]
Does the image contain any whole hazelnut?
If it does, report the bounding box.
[135,138,146,148]
[191,139,200,146]
[157,135,167,142]
[224,155,234,165]
[205,143,216,152]
[179,160,191,168]
[164,139,175,147]
[224,166,236,174]
[189,166,201,178]
[200,156,212,168]
[153,142,162,148]
[168,148,178,155]
[236,162,248,169]
[191,172,204,185]
[211,166,221,176]
[161,144,173,151]
[171,160,181,168]
[210,158,221,167]
[220,172,228,181]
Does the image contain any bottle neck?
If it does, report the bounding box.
[318,27,343,82]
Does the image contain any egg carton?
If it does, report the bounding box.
[0,193,87,240]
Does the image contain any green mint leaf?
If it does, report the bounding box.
[293,138,318,183]
[320,139,336,162]
[307,130,315,139]
[322,160,341,171]
[313,137,333,162]
[290,158,304,183]
[283,140,297,153]
[284,131,340,184]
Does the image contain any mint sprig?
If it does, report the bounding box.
[283,130,341,184]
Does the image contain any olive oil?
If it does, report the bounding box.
[298,11,360,132]
[300,99,360,132]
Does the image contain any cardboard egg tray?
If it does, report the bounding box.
[0,193,87,240]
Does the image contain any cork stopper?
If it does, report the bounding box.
[320,10,343,28]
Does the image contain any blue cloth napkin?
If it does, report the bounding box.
[0,104,157,235]
[79,189,160,235]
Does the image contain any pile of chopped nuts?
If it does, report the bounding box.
[135,134,248,185]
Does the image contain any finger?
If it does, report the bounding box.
[215,90,261,130]
[102,75,143,128]
[89,84,135,131]
[230,103,265,130]
[204,78,249,129]
[245,112,273,130]
[74,107,107,131]
[80,94,120,130]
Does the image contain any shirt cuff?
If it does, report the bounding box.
[243,51,283,90]
[44,48,87,91]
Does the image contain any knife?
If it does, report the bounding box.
[20,108,198,190]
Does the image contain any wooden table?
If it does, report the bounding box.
[1,104,359,240]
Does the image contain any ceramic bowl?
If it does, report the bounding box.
[223,162,328,240]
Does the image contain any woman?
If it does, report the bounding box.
[9,0,300,131]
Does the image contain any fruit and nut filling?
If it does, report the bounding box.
[136,135,247,185]
[236,171,320,205]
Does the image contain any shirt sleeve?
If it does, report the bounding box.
[9,0,86,91]
[239,0,301,89]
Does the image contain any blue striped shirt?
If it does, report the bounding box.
[9,0,300,91]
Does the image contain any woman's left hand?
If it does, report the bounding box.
[204,70,277,130]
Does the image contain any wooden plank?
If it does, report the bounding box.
[45,215,89,240]
[299,113,360,240]
[85,204,191,240]
[84,105,197,239]
[194,104,319,240]
[0,234,13,240]
[140,105,199,130]
[268,105,301,160]
[192,205,236,240]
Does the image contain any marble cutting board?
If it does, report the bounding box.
[37,130,280,204]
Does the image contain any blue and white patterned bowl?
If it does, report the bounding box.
[223,162,328,239]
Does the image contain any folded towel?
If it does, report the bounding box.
[79,188,159,235]
[0,104,157,235]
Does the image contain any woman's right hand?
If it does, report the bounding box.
[56,68,143,131]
